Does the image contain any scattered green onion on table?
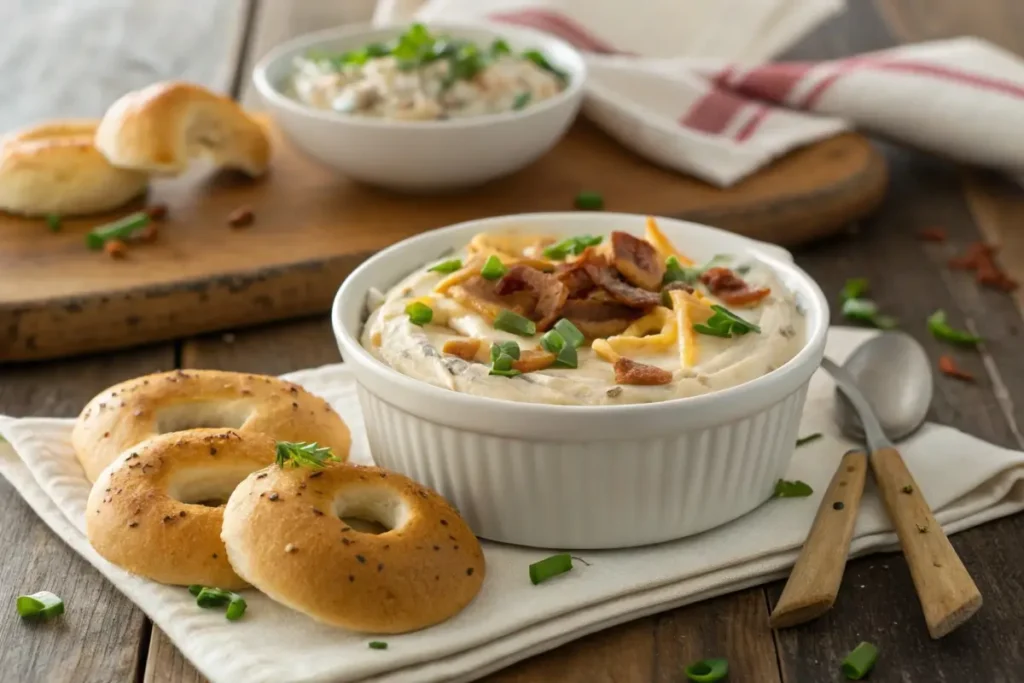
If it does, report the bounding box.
[85,211,151,250]
[573,191,604,211]
[368,641,388,650]
[46,214,61,233]
[189,585,247,621]
[773,479,813,498]
[529,553,573,584]
[795,433,823,447]
[841,641,878,680]
[927,309,982,346]
[16,591,64,620]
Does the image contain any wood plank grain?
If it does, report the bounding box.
[0,345,173,683]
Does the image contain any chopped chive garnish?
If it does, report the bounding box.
[796,433,823,447]
[490,340,521,362]
[490,38,511,57]
[839,278,897,329]
[480,255,508,280]
[489,351,521,378]
[542,234,603,260]
[512,92,532,110]
[85,211,150,250]
[368,641,388,650]
[529,553,573,584]
[684,658,729,682]
[522,49,568,81]
[493,309,536,336]
[275,441,339,469]
[16,591,64,620]
[553,318,584,348]
[841,642,878,680]
[191,586,247,621]
[901,484,914,494]
[927,310,982,346]
[46,214,62,233]
[840,278,869,303]
[428,258,462,274]
[574,191,604,211]
[693,305,761,338]
[540,330,565,354]
[553,343,578,369]
[773,479,813,498]
[405,301,433,326]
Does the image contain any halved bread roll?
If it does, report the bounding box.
[96,81,270,177]
[0,120,148,217]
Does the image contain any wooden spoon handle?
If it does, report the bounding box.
[770,450,868,629]
[869,446,982,638]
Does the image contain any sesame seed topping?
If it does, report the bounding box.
[268,492,279,501]
[466,568,474,576]
[309,472,323,479]
[256,473,267,479]
[179,510,187,517]
[210,447,217,455]
[356,555,366,564]
[342,538,352,546]
[349,575,355,582]
[128,521,138,528]
[377,563,384,572]
[212,553,218,559]
[433,545,440,551]
[440,519,448,526]
[312,508,323,516]
[285,544,297,553]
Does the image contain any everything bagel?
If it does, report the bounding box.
[222,461,486,633]
[86,428,277,588]
[73,369,351,482]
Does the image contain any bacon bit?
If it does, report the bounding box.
[948,242,1019,292]
[610,231,665,291]
[938,355,975,382]
[449,275,535,322]
[144,204,168,221]
[554,260,596,298]
[560,298,641,338]
[917,227,947,242]
[442,337,483,362]
[700,267,771,307]
[227,206,255,228]
[511,349,556,373]
[135,224,159,243]
[104,239,127,259]
[495,265,569,330]
[584,263,661,309]
[613,357,673,385]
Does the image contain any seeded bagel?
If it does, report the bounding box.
[222,462,486,633]
[72,369,351,482]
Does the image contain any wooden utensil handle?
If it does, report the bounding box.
[870,446,982,638]
[770,450,868,629]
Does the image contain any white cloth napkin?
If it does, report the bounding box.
[373,0,1024,186]
[2,327,1024,683]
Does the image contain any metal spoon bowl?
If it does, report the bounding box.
[834,331,934,442]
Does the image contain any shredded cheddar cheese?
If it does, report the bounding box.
[668,290,698,368]
[645,216,694,266]
[468,232,556,261]
[591,339,621,363]
[433,256,485,294]
[591,307,678,362]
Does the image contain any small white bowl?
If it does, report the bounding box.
[252,22,587,192]
[332,213,829,549]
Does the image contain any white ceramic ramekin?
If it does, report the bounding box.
[252,22,586,192]
[332,213,829,549]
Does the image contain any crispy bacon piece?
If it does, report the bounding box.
[449,275,535,322]
[554,260,596,298]
[495,265,569,331]
[938,355,974,382]
[512,349,557,373]
[917,227,947,242]
[613,357,673,386]
[948,242,1018,292]
[662,281,694,295]
[700,266,771,307]
[560,298,641,339]
[442,338,483,362]
[610,231,665,291]
[584,263,661,309]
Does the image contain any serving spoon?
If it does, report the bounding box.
[769,332,982,638]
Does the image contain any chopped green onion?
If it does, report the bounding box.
[553,318,585,348]
[529,553,573,585]
[841,298,878,321]
[428,258,462,274]
[840,277,869,303]
[684,658,729,682]
[773,479,813,498]
[490,340,521,362]
[275,441,339,469]
[927,310,982,346]
[85,211,150,250]
[188,585,203,597]
[16,591,64,620]
[694,305,761,338]
[192,586,247,621]
[480,255,508,280]
[540,330,565,354]
[490,39,511,57]
[841,642,878,680]
[796,433,823,447]
[574,191,604,211]
[553,343,578,369]
[46,214,62,233]
[489,351,521,378]
[493,309,536,336]
[225,596,247,621]
[196,587,232,608]
[368,641,389,650]
[692,323,732,338]
[405,301,433,326]
[542,234,603,260]
[664,254,732,285]
[522,49,568,81]
[512,92,532,110]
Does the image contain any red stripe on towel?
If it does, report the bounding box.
[734,105,772,142]
[679,88,752,135]
[731,62,815,103]
[489,9,621,54]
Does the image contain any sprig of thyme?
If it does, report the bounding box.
[275,441,339,469]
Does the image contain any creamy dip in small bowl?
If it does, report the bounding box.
[332,213,829,549]
[253,22,586,191]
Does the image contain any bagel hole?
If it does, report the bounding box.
[155,400,253,434]
[334,487,409,535]
[167,465,256,507]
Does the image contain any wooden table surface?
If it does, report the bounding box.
[4,1,1024,681]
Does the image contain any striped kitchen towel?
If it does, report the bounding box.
[375,0,1024,187]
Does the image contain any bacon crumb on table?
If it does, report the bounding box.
[104,239,127,259]
[948,242,1018,292]
[916,227,947,242]
[938,355,974,382]
[613,357,672,386]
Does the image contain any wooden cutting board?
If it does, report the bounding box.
[0,118,886,362]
